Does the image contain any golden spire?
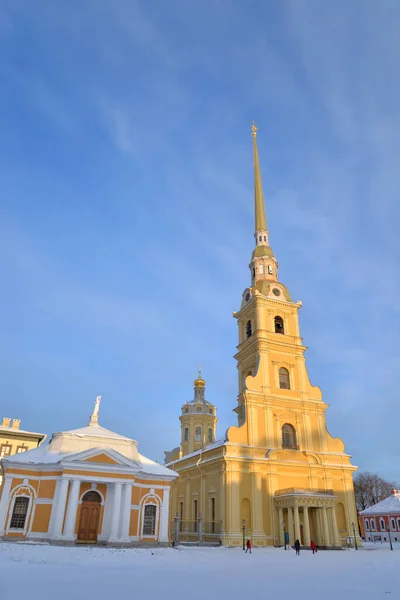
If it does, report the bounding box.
[251,121,267,233]
[194,364,205,388]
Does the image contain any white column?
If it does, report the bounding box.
[0,478,13,535]
[294,505,301,542]
[287,507,294,545]
[330,506,341,546]
[63,479,81,540]
[303,506,311,546]
[278,507,284,545]
[109,482,123,541]
[322,507,331,546]
[159,487,170,542]
[51,478,70,538]
[119,483,133,542]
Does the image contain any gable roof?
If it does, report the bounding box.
[61,424,133,442]
[361,491,400,515]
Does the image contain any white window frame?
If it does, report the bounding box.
[365,519,369,530]
[397,518,400,530]
[370,518,376,530]
[141,503,159,538]
[6,485,36,535]
[380,518,386,531]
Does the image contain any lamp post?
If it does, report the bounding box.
[351,522,358,550]
[283,521,286,550]
[387,526,393,551]
[242,519,246,551]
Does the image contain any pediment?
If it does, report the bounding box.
[62,447,140,469]
[83,452,120,465]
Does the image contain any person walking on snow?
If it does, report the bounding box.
[245,539,252,554]
[310,541,317,554]
[294,539,301,555]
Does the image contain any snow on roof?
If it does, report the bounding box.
[361,491,400,515]
[62,424,133,441]
[4,442,177,478]
[4,443,66,465]
[166,439,225,466]
[0,425,45,438]
[138,453,178,478]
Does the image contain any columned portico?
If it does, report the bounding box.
[274,488,341,548]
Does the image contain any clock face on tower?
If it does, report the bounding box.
[272,288,281,297]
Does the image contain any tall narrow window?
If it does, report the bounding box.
[282,423,297,449]
[380,518,385,531]
[179,501,184,532]
[279,367,290,389]
[208,428,213,443]
[211,497,216,533]
[184,427,189,441]
[391,518,395,530]
[246,320,252,338]
[10,497,29,529]
[365,520,370,530]
[274,316,284,334]
[143,505,157,535]
[371,519,376,530]
[194,499,198,532]
[195,427,201,441]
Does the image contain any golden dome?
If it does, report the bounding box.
[194,376,206,388]
[194,365,205,388]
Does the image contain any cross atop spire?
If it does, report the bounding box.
[89,395,101,426]
[251,121,268,239]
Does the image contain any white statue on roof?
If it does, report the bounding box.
[89,395,101,426]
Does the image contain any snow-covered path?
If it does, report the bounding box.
[0,542,398,600]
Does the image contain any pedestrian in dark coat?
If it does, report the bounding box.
[245,539,252,554]
[294,539,300,555]
[310,541,317,554]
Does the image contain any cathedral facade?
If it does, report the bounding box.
[165,124,359,548]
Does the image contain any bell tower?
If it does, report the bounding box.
[179,368,217,457]
[227,123,324,450]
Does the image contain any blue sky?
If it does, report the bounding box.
[1,0,399,480]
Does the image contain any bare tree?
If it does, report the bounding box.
[354,472,398,511]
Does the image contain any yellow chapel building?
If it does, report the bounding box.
[165,124,359,548]
[0,398,177,545]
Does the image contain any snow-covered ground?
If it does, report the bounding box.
[0,542,399,600]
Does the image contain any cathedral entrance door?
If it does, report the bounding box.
[77,491,101,544]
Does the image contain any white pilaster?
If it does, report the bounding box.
[0,478,13,535]
[51,478,70,539]
[119,483,133,542]
[287,506,294,545]
[294,505,301,542]
[109,481,122,541]
[278,507,284,545]
[159,487,170,542]
[303,506,311,546]
[63,478,81,540]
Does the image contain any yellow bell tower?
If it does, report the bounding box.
[166,124,359,549]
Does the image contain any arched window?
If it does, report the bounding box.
[263,236,267,241]
[380,518,386,531]
[391,518,395,530]
[365,519,370,530]
[371,519,376,530]
[208,428,213,443]
[195,427,201,441]
[184,427,189,441]
[10,497,29,529]
[252,268,255,278]
[143,505,157,535]
[274,316,284,334]
[282,423,297,449]
[259,236,262,242]
[246,320,252,338]
[82,491,101,503]
[279,367,290,389]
